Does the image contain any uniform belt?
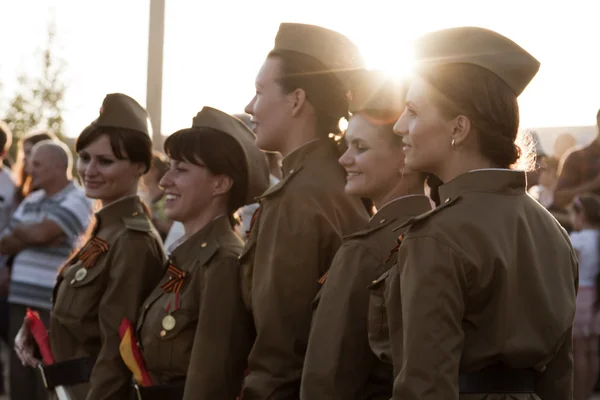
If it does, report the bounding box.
[38,356,95,389]
[458,364,535,393]
[133,382,185,400]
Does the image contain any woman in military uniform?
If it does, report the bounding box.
[129,107,269,400]
[385,27,578,399]
[300,70,434,400]
[240,22,369,399]
[15,93,166,399]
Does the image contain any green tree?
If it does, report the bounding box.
[3,22,67,161]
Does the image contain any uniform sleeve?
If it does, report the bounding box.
[535,327,574,400]
[183,256,253,400]
[301,243,379,400]
[392,236,468,400]
[244,199,343,399]
[86,231,165,400]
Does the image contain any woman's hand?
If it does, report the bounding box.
[14,317,41,367]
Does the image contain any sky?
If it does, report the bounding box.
[1,0,599,142]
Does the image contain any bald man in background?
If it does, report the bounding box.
[0,140,92,400]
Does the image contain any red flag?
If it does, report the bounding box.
[118,318,152,387]
[26,308,54,365]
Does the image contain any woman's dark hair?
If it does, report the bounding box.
[13,130,57,203]
[268,49,349,137]
[164,127,248,227]
[572,194,600,308]
[418,63,534,170]
[425,174,443,207]
[76,126,153,173]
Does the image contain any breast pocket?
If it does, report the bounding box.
[60,261,107,319]
[152,310,197,370]
[368,270,390,338]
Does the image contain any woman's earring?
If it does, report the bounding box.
[451,138,457,149]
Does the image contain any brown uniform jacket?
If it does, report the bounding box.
[135,215,252,399]
[386,170,577,400]
[240,138,369,399]
[301,195,432,400]
[50,196,166,400]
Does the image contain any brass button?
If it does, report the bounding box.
[70,279,76,285]
[379,219,386,224]
[445,198,451,204]
[160,330,166,337]
[132,212,139,216]
[201,242,207,248]
[372,280,377,284]
[289,169,295,174]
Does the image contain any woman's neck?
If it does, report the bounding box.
[182,203,228,238]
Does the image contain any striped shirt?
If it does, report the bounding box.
[4,182,92,309]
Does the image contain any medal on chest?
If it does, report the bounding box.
[159,263,187,335]
[68,237,109,285]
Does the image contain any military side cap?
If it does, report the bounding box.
[348,69,406,115]
[273,23,366,86]
[413,27,540,96]
[86,93,152,136]
[192,107,269,204]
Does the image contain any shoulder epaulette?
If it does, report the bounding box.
[257,166,303,199]
[393,196,461,233]
[122,214,152,233]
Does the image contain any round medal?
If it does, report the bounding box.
[162,315,176,331]
[74,268,88,282]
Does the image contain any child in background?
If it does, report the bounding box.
[568,194,600,400]
[528,155,559,208]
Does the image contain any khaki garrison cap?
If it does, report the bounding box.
[273,22,366,86]
[84,93,152,136]
[192,107,269,205]
[413,27,540,96]
[348,70,406,117]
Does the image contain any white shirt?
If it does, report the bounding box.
[0,167,16,232]
[570,229,600,288]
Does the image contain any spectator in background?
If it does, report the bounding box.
[140,150,172,239]
[554,132,577,163]
[0,140,92,400]
[0,121,15,232]
[12,130,57,205]
[551,109,600,228]
[528,156,559,208]
[0,121,14,395]
[567,194,600,400]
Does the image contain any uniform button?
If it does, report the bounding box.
[160,330,167,337]
[201,242,207,248]
[289,169,295,174]
[70,279,76,285]
[132,212,139,216]
[379,219,386,224]
[444,198,451,203]
[372,280,377,284]
[145,304,149,310]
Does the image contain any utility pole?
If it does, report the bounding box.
[146,0,165,150]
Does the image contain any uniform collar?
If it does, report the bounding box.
[169,215,231,266]
[259,138,340,200]
[95,195,145,229]
[346,195,431,239]
[281,139,337,178]
[438,169,526,204]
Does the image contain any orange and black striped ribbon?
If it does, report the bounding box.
[317,271,328,285]
[161,264,187,313]
[385,234,404,263]
[246,207,262,240]
[78,237,109,269]
[160,264,186,293]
